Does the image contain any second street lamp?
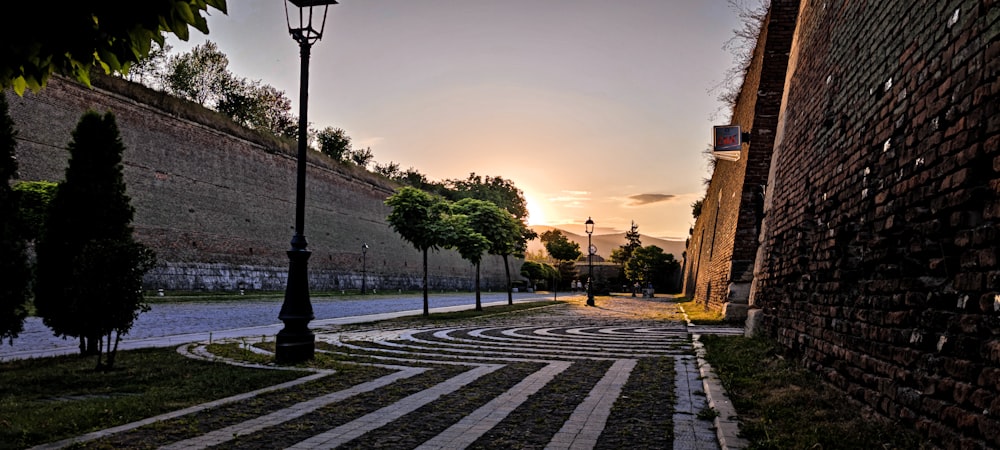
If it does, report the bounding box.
[585,217,595,307]
[276,0,338,364]
[361,243,369,294]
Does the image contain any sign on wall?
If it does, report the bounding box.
[713,125,742,161]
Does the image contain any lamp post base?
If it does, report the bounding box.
[275,327,315,364]
[276,246,315,364]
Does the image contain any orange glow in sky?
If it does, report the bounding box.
[168,0,748,239]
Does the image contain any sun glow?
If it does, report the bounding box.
[525,195,547,226]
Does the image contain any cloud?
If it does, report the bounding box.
[626,193,676,206]
[548,190,590,208]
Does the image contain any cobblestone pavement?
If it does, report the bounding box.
[30,295,746,450]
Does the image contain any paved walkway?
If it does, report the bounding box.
[23,295,747,450]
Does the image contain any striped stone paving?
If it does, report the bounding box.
[31,297,743,450]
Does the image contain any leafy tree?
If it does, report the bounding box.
[12,181,58,242]
[623,221,642,259]
[350,147,374,169]
[373,161,401,179]
[385,186,449,316]
[316,127,351,162]
[446,172,528,219]
[162,40,230,107]
[624,245,680,292]
[0,0,228,95]
[34,111,156,369]
[0,94,30,344]
[540,229,582,262]
[216,77,296,138]
[520,260,558,291]
[540,229,581,290]
[441,209,491,311]
[450,198,525,307]
[123,42,172,87]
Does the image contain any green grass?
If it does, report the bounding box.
[0,347,305,449]
[700,334,926,450]
[670,298,727,325]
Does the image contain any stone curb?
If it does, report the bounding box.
[680,306,748,450]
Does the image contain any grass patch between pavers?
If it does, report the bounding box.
[699,334,927,450]
[467,359,614,449]
[596,356,676,449]
[0,347,305,449]
[339,300,563,328]
[672,298,727,325]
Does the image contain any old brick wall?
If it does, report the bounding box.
[682,2,797,319]
[8,75,514,292]
[750,0,1000,447]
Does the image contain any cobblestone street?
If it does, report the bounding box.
[26,295,745,450]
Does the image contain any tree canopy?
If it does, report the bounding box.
[540,229,582,262]
[0,0,228,95]
[385,186,449,316]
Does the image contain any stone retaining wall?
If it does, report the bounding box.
[8,75,515,292]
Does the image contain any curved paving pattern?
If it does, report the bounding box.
[34,300,739,450]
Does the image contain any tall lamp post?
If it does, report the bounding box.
[585,217,595,307]
[361,243,368,294]
[276,0,338,364]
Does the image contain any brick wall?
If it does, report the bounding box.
[749,0,1000,447]
[8,75,515,292]
[683,2,797,320]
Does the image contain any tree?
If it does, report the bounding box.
[0,94,31,344]
[216,77,296,138]
[123,42,172,87]
[446,172,529,219]
[450,198,524,307]
[12,181,58,242]
[373,161,401,179]
[385,186,449,316]
[441,210,491,311]
[624,245,680,292]
[349,147,374,169]
[162,40,230,107]
[540,229,582,262]
[540,229,581,290]
[34,111,156,369]
[315,127,352,162]
[0,1,228,95]
[520,260,558,291]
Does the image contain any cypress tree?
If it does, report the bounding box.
[34,110,155,368]
[0,93,31,344]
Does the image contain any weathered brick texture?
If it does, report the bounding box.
[734,0,999,448]
[8,75,514,292]
[683,1,798,320]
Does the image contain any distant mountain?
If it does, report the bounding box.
[526,225,686,261]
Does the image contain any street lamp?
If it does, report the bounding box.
[361,243,368,294]
[276,0,338,364]
[585,217,595,307]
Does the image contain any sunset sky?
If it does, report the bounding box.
[167,0,748,240]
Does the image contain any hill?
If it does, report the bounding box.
[526,225,686,261]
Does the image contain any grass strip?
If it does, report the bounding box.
[81,351,396,448]
[467,359,614,449]
[0,347,303,449]
[215,364,471,449]
[700,335,925,450]
[337,362,547,449]
[596,356,676,449]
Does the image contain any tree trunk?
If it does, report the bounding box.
[503,254,512,305]
[422,248,429,317]
[475,262,482,311]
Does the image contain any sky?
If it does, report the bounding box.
[166,0,748,240]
